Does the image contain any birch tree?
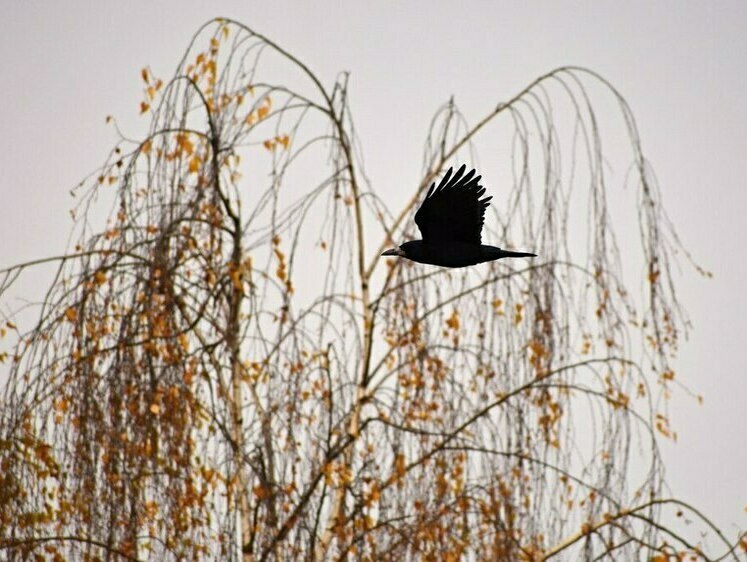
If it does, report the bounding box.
[1,18,742,562]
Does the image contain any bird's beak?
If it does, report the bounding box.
[382,248,405,257]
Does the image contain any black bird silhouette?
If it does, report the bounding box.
[382,165,536,267]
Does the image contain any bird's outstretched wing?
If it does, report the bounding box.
[414,165,492,245]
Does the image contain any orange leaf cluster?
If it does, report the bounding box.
[263,134,291,152]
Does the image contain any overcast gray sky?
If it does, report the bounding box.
[2,0,745,540]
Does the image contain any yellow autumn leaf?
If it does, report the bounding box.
[527,339,546,357]
[139,101,150,114]
[175,133,194,156]
[241,256,253,273]
[277,134,290,149]
[365,482,381,506]
[64,307,78,322]
[141,67,149,83]
[257,105,269,120]
[149,403,160,415]
[263,139,275,151]
[394,453,406,478]
[445,310,460,331]
[322,462,335,485]
[54,397,70,413]
[202,467,215,483]
[178,333,189,352]
[188,155,201,174]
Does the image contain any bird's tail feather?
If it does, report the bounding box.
[502,250,537,258]
[487,247,537,260]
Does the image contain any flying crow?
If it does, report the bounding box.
[382,165,536,267]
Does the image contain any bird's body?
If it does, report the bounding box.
[395,240,535,268]
[383,165,536,267]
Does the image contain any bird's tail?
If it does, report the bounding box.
[487,247,537,260]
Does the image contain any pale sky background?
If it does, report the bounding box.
[2,0,745,543]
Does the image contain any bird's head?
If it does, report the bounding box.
[382,241,424,261]
[381,246,406,258]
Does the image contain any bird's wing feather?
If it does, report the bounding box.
[414,165,492,244]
